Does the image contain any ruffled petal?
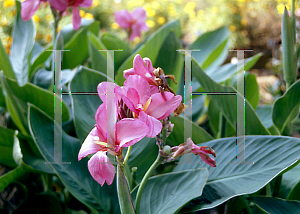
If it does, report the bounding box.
[123,68,135,79]
[116,118,148,147]
[21,0,40,21]
[77,0,92,7]
[48,0,68,11]
[131,7,147,22]
[72,6,81,30]
[139,111,162,138]
[88,151,115,186]
[145,92,182,120]
[97,82,121,103]
[124,75,151,104]
[116,87,139,114]
[114,10,132,28]
[78,127,105,160]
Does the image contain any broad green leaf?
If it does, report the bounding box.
[205,53,262,84]
[167,116,214,146]
[131,168,208,214]
[192,58,270,135]
[29,44,52,80]
[0,126,18,168]
[9,1,35,86]
[272,79,300,134]
[28,105,120,214]
[189,26,229,71]
[101,33,131,71]
[62,20,99,69]
[117,165,135,214]
[0,165,28,192]
[279,164,300,199]
[230,72,260,109]
[0,39,15,79]
[69,66,109,142]
[153,31,184,92]
[256,105,280,135]
[2,75,70,133]
[174,136,300,212]
[116,20,181,85]
[127,137,158,182]
[88,32,107,73]
[250,196,300,214]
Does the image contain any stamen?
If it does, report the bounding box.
[143,97,152,111]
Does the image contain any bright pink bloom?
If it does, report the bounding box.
[171,138,216,167]
[78,103,148,186]
[48,0,92,30]
[124,54,157,88]
[115,7,149,41]
[117,75,182,138]
[21,0,47,21]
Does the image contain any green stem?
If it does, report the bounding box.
[123,146,132,166]
[266,183,272,197]
[217,113,227,139]
[135,152,162,213]
[52,14,58,47]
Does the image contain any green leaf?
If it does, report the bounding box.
[230,72,260,109]
[205,53,262,84]
[0,165,28,192]
[167,116,214,146]
[279,164,300,199]
[127,137,158,183]
[0,126,18,168]
[174,136,300,212]
[249,196,300,214]
[9,1,35,86]
[189,26,230,71]
[272,79,300,134]
[2,75,70,133]
[192,58,270,135]
[117,164,135,214]
[256,105,280,135]
[116,20,181,85]
[0,39,15,79]
[62,20,99,69]
[28,104,120,214]
[101,33,132,71]
[131,168,208,214]
[88,32,107,73]
[69,66,109,142]
[153,31,183,92]
[29,44,52,80]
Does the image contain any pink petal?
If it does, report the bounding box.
[78,127,105,160]
[114,10,132,28]
[88,151,115,186]
[72,6,81,30]
[97,82,121,103]
[131,7,147,22]
[116,87,139,114]
[143,57,154,73]
[123,68,135,79]
[149,85,159,94]
[48,0,68,11]
[145,92,182,120]
[132,55,155,82]
[124,75,151,104]
[116,118,148,147]
[21,0,40,21]
[129,26,141,41]
[139,111,162,138]
[95,103,107,133]
[198,152,216,167]
[76,0,92,7]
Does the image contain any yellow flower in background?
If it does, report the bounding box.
[45,34,52,43]
[168,4,177,17]
[111,22,119,29]
[45,15,52,21]
[229,25,236,32]
[57,26,61,32]
[146,20,155,28]
[80,10,86,17]
[36,33,43,39]
[184,2,195,14]
[32,15,40,23]
[276,4,285,14]
[146,8,156,17]
[157,16,166,25]
[211,7,218,14]
[3,0,15,8]
[241,18,248,25]
[151,2,160,10]
[84,13,94,20]
[1,19,8,26]
[91,0,100,8]
[133,36,140,44]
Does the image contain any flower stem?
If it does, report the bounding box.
[135,151,162,213]
[123,146,132,166]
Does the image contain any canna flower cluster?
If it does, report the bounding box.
[78,54,182,186]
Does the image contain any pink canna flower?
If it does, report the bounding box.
[48,0,93,30]
[78,103,149,186]
[117,75,182,138]
[21,0,47,21]
[171,138,216,167]
[115,7,149,41]
[123,54,157,86]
